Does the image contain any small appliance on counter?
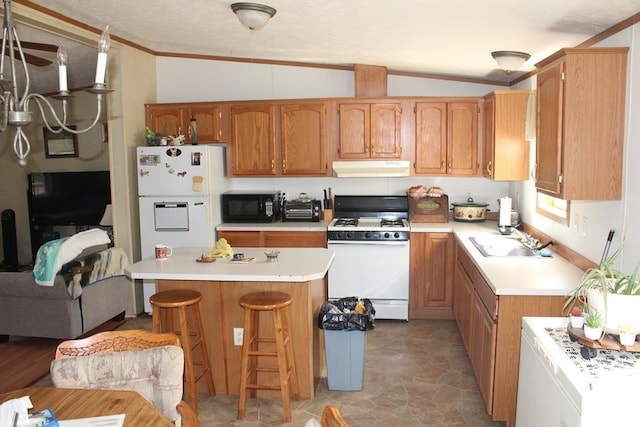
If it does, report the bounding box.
[283,193,321,222]
[451,197,489,222]
[221,190,281,223]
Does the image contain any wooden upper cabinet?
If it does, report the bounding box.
[146,104,183,138]
[231,105,277,176]
[535,48,628,200]
[415,101,478,175]
[338,102,401,159]
[482,90,530,181]
[185,104,228,143]
[280,104,327,175]
[535,63,563,195]
[415,102,447,173]
[448,102,478,175]
[371,104,402,158]
[146,103,228,144]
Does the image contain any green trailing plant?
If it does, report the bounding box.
[563,242,640,316]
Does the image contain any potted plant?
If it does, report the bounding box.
[618,324,637,347]
[569,306,584,328]
[584,311,603,340]
[563,243,640,335]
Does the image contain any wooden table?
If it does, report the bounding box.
[0,387,173,426]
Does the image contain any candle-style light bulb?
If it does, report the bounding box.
[94,25,110,85]
[57,44,68,92]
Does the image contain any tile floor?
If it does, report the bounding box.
[39,315,503,426]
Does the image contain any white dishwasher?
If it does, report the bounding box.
[516,317,640,427]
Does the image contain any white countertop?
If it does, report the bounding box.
[412,221,585,297]
[125,247,335,282]
[214,219,585,297]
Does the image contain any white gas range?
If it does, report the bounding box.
[327,195,410,320]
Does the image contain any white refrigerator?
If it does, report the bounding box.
[137,145,228,312]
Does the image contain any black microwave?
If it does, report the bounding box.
[221,191,281,223]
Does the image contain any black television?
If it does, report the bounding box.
[27,171,111,226]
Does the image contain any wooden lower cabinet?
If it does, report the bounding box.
[453,236,565,426]
[217,230,326,248]
[409,232,454,319]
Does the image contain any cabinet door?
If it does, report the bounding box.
[338,103,370,158]
[470,293,497,415]
[484,91,531,181]
[535,62,564,196]
[216,231,262,247]
[453,257,473,353]
[415,102,447,174]
[370,103,402,158]
[230,105,277,176]
[186,104,228,143]
[280,104,327,175]
[264,231,326,248]
[146,105,184,137]
[447,102,478,175]
[410,233,453,317]
[482,97,495,179]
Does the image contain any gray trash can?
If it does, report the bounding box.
[318,298,375,391]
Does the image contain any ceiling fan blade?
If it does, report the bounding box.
[16,40,58,52]
[3,50,52,67]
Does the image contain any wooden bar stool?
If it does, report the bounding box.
[237,291,299,423]
[150,289,215,413]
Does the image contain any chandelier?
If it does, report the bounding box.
[0,0,113,166]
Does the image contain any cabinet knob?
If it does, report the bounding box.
[441,161,445,171]
[447,161,452,173]
[486,161,493,176]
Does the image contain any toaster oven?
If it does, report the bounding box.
[283,200,321,222]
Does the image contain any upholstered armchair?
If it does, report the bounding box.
[50,329,199,426]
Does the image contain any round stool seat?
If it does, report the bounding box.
[239,291,292,311]
[150,289,202,308]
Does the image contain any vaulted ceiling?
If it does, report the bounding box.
[6,0,640,94]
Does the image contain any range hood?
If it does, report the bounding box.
[332,160,411,178]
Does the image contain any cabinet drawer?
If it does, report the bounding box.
[457,242,476,278]
[474,273,498,320]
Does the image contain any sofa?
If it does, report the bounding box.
[0,229,130,340]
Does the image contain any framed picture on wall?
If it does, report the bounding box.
[43,126,78,158]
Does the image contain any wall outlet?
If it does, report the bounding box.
[581,216,588,237]
[233,328,243,346]
[572,213,579,233]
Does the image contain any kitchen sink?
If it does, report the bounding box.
[468,236,539,257]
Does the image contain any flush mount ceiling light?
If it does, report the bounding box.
[230,2,277,31]
[491,50,531,74]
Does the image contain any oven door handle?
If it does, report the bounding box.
[327,240,409,246]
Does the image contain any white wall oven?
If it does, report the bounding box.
[327,195,410,320]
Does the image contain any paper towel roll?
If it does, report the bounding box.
[499,197,512,226]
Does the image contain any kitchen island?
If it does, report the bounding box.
[125,247,335,399]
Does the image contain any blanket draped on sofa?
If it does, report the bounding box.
[60,247,129,299]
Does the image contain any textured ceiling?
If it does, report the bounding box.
[7,0,640,94]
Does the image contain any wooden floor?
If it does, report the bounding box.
[0,317,127,393]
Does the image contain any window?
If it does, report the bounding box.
[536,192,570,226]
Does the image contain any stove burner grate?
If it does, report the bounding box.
[381,218,405,228]
[333,218,359,227]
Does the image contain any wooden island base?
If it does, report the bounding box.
[155,277,327,399]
